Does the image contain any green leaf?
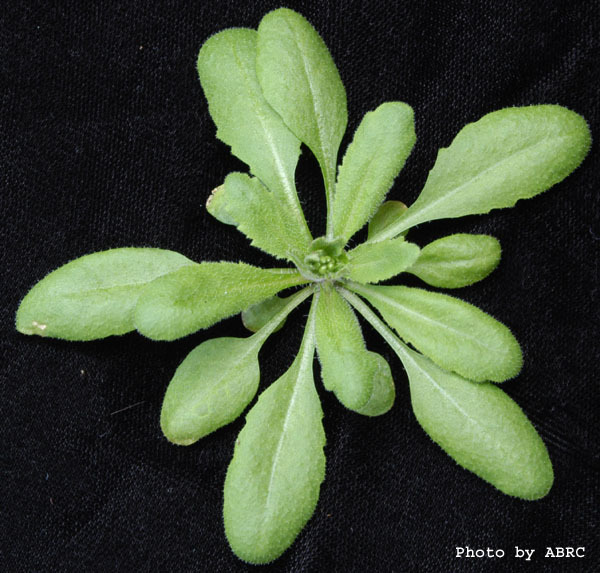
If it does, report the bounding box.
[161,288,313,445]
[408,233,501,288]
[340,287,553,499]
[315,286,394,415]
[333,103,416,242]
[242,294,290,334]
[205,184,237,226]
[352,351,395,417]
[367,200,409,240]
[403,345,553,499]
[16,248,193,341]
[207,173,310,261]
[224,296,325,564]
[371,105,592,240]
[346,238,420,284]
[257,8,347,232]
[134,263,307,341]
[197,28,311,245]
[349,283,522,382]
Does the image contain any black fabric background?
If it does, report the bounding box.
[2,1,598,571]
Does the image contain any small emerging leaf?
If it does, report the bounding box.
[371,105,592,240]
[350,283,522,382]
[402,345,553,499]
[346,238,420,284]
[353,352,395,417]
[161,289,312,445]
[134,263,307,341]
[333,103,416,242]
[315,286,394,415]
[224,297,325,564]
[16,248,193,341]
[242,294,290,333]
[408,233,501,288]
[367,200,409,241]
[257,8,347,219]
[198,28,311,245]
[208,173,310,261]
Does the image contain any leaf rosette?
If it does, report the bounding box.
[16,7,591,565]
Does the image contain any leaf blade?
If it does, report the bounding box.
[161,288,313,445]
[341,287,553,499]
[403,346,553,499]
[346,238,420,284]
[224,296,325,564]
[372,105,591,239]
[16,248,193,340]
[197,28,311,244]
[242,294,290,333]
[206,172,310,261]
[257,8,347,227]
[134,263,308,341]
[349,283,522,382]
[408,233,501,288]
[333,102,416,242]
[367,200,408,241]
[315,286,394,415]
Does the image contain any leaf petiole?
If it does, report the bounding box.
[250,286,315,347]
[338,287,410,362]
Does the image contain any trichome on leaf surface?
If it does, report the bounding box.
[16,7,591,565]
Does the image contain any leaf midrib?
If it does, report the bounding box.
[408,134,569,222]
[230,40,302,231]
[408,352,510,463]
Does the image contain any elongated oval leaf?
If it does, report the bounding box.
[372,105,591,240]
[402,345,553,499]
[208,173,310,261]
[367,200,408,241]
[134,263,307,341]
[257,8,347,213]
[333,102,416,242]
[350,283,522,382]
[161,337,261,445]
[346,238,420,284]
[408,233,501,288]
[16,248,193,341]
[161,288,313,445]
[315,286,390,413]
[224,300,325,564]
[197,28,311,244]
[340,288,552,499]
